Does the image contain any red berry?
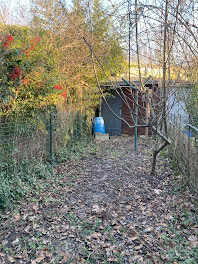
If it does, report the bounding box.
[54,85,62,90]
[61,91,67,99]
[29,44,35,51]
[35,36,40,43]
[8,72,18,81]
[14,66,21,76]
[7,34,14,42]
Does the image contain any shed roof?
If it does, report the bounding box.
[100,79,159,88]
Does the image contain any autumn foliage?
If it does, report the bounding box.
[2,34,14,50]
[0,31,67,113]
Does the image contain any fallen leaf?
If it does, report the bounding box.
[8,256,15,263]
[32,204,39,213]
[24,225,31,233]
[144,227,153,232]
[92,204,100,213]
[91,232,102,239]
[62,253,70,262]
[128,236,138,241]
[14,214,21,220]
[130,255,143,261]
[160,222,168,227]
[12,238,20,245]
[134,244,143,250]
[154,189,162,195]
[32,255,45,264]
[188,235,198,248]
[164,214,173,220]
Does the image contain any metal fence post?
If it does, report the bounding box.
[75,112,79,142]
[49,112,52,163]
[134,89,138,151]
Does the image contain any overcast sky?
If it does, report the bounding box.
[4,0,114,25]
[0,0,31,24]
[10,0,31,11]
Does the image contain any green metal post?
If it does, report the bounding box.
[49,112,52,163]
[134,89,138,151]
[75,112,79,142]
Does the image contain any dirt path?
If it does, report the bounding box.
[0,136,197,263]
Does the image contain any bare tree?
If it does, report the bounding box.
[56,0,198,174]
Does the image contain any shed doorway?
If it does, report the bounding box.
[101,90,122,136]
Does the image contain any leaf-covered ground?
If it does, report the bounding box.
[0,136,197,263]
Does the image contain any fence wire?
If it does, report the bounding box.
[168,116,198,198]
[0,108,89,208]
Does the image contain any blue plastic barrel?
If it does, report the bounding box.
[182,130,192,137]
[92,117,105,134]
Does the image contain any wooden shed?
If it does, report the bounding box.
[100,80,158,136]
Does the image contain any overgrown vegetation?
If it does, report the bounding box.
[0,136,197,263]
[0,159,53,210]
[0,108,90,210]
[0,0,125,210]
[161,126,198,262]
[186,86,198,128]
[0,0,197,261]
[166,126,198,198]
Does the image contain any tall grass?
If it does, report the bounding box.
[167,124,198,198]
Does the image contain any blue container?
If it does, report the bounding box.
[182,130,192,137]
[92,117,105,134]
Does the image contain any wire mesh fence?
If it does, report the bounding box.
[167,116,198,198]
[0,108,89,208]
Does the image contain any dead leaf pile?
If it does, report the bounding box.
[0,136,197,263]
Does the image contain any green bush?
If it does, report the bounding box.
[0,110,91,210]
[0,159,54,210]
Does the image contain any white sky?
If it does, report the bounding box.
[9,0,31,12]
[4,0,74,24]
[10,0,30,6]
[0,0,31,24]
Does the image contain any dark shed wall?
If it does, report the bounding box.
[101,82,158,136]
[101,90,122,136]
[121,88,147,135]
